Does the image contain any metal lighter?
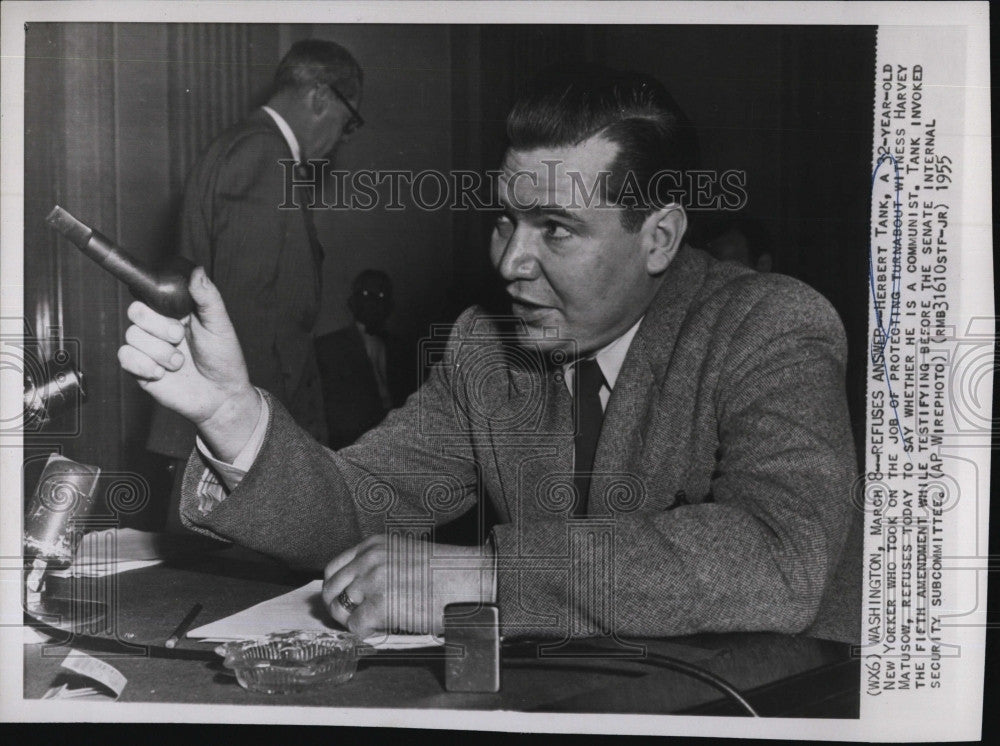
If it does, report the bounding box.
[443,602,501,693]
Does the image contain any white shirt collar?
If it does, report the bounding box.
[563,316,644,397]
[355,321,380,340]
[261,105,301,163]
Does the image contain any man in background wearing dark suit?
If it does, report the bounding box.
[315,269,416,449]
[120,66,860,645]
[146,39,364,526]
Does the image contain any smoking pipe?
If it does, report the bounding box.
[46,205,195,319]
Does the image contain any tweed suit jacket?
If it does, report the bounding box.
[148,108,327,459]
[181,245,861,643]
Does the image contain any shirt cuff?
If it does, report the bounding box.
[195,388,269,493]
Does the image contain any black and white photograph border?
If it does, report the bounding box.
[0,1,991,740]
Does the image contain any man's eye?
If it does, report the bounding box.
[494,214,514,234]
[544,222,572,240]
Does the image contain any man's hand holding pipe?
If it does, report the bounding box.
[120,267,496,635]
[118,267,260,463]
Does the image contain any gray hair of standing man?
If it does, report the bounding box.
[273,38,363,100]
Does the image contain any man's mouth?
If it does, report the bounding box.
[509,297,551,315]
[508,293,550,310]
[508,298,556,328]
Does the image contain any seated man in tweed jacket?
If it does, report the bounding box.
[119,66,861,644]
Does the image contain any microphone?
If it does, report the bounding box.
[24,454,102,569]
[47,205,195,319]
[23,454,107,631]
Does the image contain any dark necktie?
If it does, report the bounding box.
[573,357,605,517]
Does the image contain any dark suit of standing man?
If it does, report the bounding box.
[120,65,861,644]
[146,39,365,524]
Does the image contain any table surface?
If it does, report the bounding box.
[22,546,860,716]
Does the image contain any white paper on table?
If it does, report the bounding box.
[47,528,214,578]
[187,580,442,650]
[42,649,127,700]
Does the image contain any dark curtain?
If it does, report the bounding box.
[24,23,127,498]
[167,24,275,192]
[778,27,876,464]
[23,23,277,526]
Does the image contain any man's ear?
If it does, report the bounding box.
[307,85,331,117]
[641,204,687,275]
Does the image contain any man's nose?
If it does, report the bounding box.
[496,228,540,282]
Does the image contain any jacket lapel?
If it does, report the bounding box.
[591,338,654,504]
[488,346,574,522]
[589,246,709,514]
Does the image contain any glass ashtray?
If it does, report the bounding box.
[218,630,371,694]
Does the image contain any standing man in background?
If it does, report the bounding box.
[315,269,417,450]
[147,39,364,527]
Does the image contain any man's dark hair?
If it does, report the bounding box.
[506,64,699,232]
[351,268,392,296]
[274,39,363,99]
